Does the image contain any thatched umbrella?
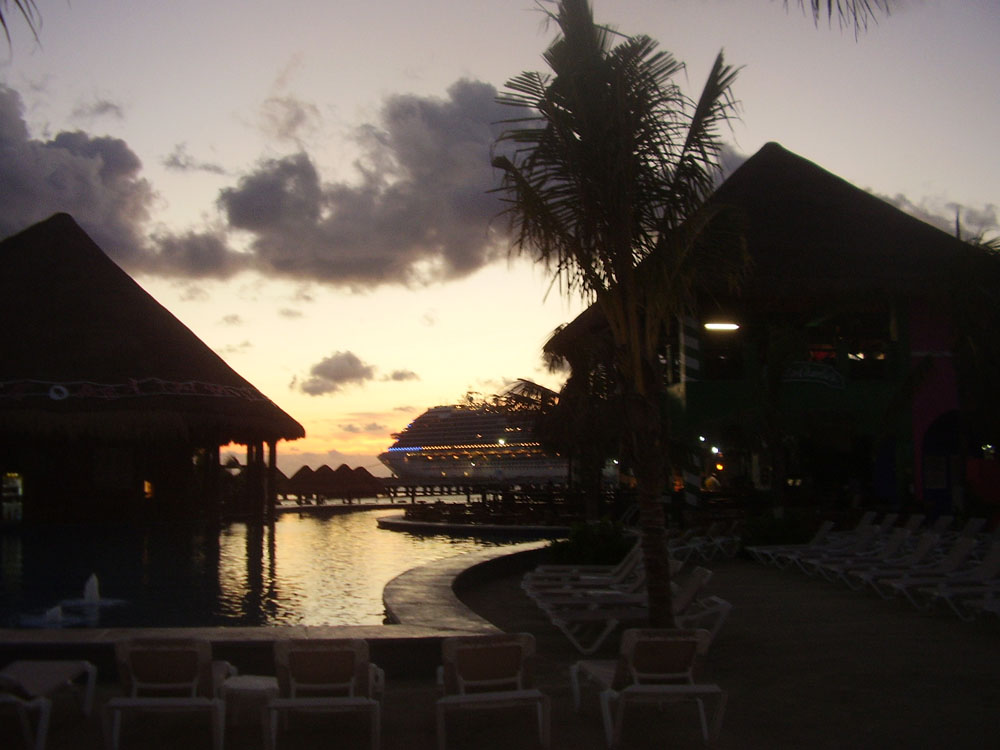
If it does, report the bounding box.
[351,467,385,498]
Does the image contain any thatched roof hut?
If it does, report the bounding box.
[0,213,304,520]
[0,213,304,443]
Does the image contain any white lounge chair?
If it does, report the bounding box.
[523,552,645,602]
[104,638,234,750]
[784,524,883,574]
[1,660,96,750]
[891,541,1000,610]
[544,567,716,655]
[746,520,836,567]
[524,540,641,584]
[436,633,549,750]
[571,628,725,747]
[842,532,941,591]
[807,527,911,583]
[867,535,978,598]
[267,638,383,750]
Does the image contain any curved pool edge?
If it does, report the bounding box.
[382,540,550,632]
[377,513,570,538]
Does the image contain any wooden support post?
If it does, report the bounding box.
[265,440,277,523]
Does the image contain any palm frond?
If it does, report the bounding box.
[791,0,893,35]
[0,0,39,45]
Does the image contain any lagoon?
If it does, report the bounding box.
[1,508,512,628]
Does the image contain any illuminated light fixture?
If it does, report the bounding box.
[704,322,740,331]
[698,436,706,442]
[498,438,506,445]
[710,446,720,455]
[715,463,724,472]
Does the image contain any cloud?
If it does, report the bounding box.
[0,78,513,288]
[339,422,386,433]
[71,97,125,121]
[383,370,419,382]
[298,350,376,395]
[0,84,154,263]
[878,193,999,239]
[217,340,252,355]
[163,143,228,175]
[221,314,243,326]
[218,78,510,287]
[278,307,303,318]
[149,227,248,277]
[260,94,321,144]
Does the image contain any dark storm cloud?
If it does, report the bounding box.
[163,143,228,175]
[218,78,510,287]
[149,228,248,278]
[0,84,154,262]
[298,351,377,396]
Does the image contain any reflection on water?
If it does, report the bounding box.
[0,509,510,627]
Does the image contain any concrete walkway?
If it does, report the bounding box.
[5,552,1000,749]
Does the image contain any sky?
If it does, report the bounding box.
[1,0,997,477]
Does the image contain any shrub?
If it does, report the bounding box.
[546,519,634,565]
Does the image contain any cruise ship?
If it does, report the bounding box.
[379,380,569,485]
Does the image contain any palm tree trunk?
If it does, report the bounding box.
[627,391,675,626]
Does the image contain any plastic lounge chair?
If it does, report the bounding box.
[807,527,911,583]
[710,520,744,559]
[537,560,688,615]
[959,591,1000,620]
[746,520,836,566]
[820,511,882,543]
[544,567,715,656]
[523,549,645,600]
[922,579,1000,621]
[899,514,926,533]
[1,660,96,750]
[784,524,882,574]
[524,540,641,583]
[674,595,733,646]
[841,532,943,592]
[571,628,726,748]
[891,541,1000,610]
[669,522,728,562]
[867,535,978,598]
[927,515,955,534]
[436,633,550,750]
[104,638,233,750]
[267,638,383,750]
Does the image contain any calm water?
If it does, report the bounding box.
[0,509,513,627]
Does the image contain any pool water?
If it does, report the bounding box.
[0,509,514,627]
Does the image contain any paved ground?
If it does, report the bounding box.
[6,555,1000,749]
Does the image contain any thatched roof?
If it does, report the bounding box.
[286,464,384,497]
[704,141,975,306]
[551,142,979,348]
[0,213,305,443]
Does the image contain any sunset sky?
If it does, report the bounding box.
[1,0,997,476]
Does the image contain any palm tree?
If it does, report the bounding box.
[492,0,745,625]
